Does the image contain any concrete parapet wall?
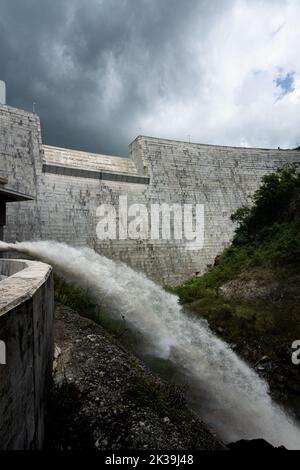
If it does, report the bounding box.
[43,144,138,175]
[0,259,54,450]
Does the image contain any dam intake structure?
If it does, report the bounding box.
[0,256,53,449]
[0,240,300,449]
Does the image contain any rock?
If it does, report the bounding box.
[87,334,98,342]
[219,268,280,302]
[255,355,269,366]
[52,344,62,372]
[54,344,61,359]
[228,439,287,451]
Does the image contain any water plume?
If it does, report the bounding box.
[1,240,299,448]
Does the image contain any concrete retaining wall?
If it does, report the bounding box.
[0,259,53,450]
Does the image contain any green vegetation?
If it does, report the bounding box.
[54,274,98,315]
[172,165,300,341]
[54,274,147,351]
[128,376,187,422]
[174,165,300,302]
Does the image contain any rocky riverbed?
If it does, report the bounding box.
[45,304,224,451]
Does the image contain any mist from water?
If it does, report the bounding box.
[1,240,299,449]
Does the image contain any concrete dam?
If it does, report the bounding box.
[1,98,300,450]
[1,102,300,285]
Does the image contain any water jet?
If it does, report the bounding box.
[1,240,300,449]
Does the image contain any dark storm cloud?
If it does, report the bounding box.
[0,0,215,156]
[2,1,299,154]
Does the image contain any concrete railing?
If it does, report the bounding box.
[0,259,54,450]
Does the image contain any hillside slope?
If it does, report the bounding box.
[45,304,223,450]
[173,165,300,416]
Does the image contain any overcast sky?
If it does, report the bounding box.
[1,0,300,156]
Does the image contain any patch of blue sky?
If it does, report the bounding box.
[275,71,295,98]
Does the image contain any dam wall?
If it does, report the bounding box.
[0,259,53,450]
[1,104,300,284]
[129,136,300,282]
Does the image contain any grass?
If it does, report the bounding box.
[54,274,141,348]
[54,273,98,315]
[187,293,300,341]
[127,375,188,423]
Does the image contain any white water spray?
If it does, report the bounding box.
[1,240,299,449]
